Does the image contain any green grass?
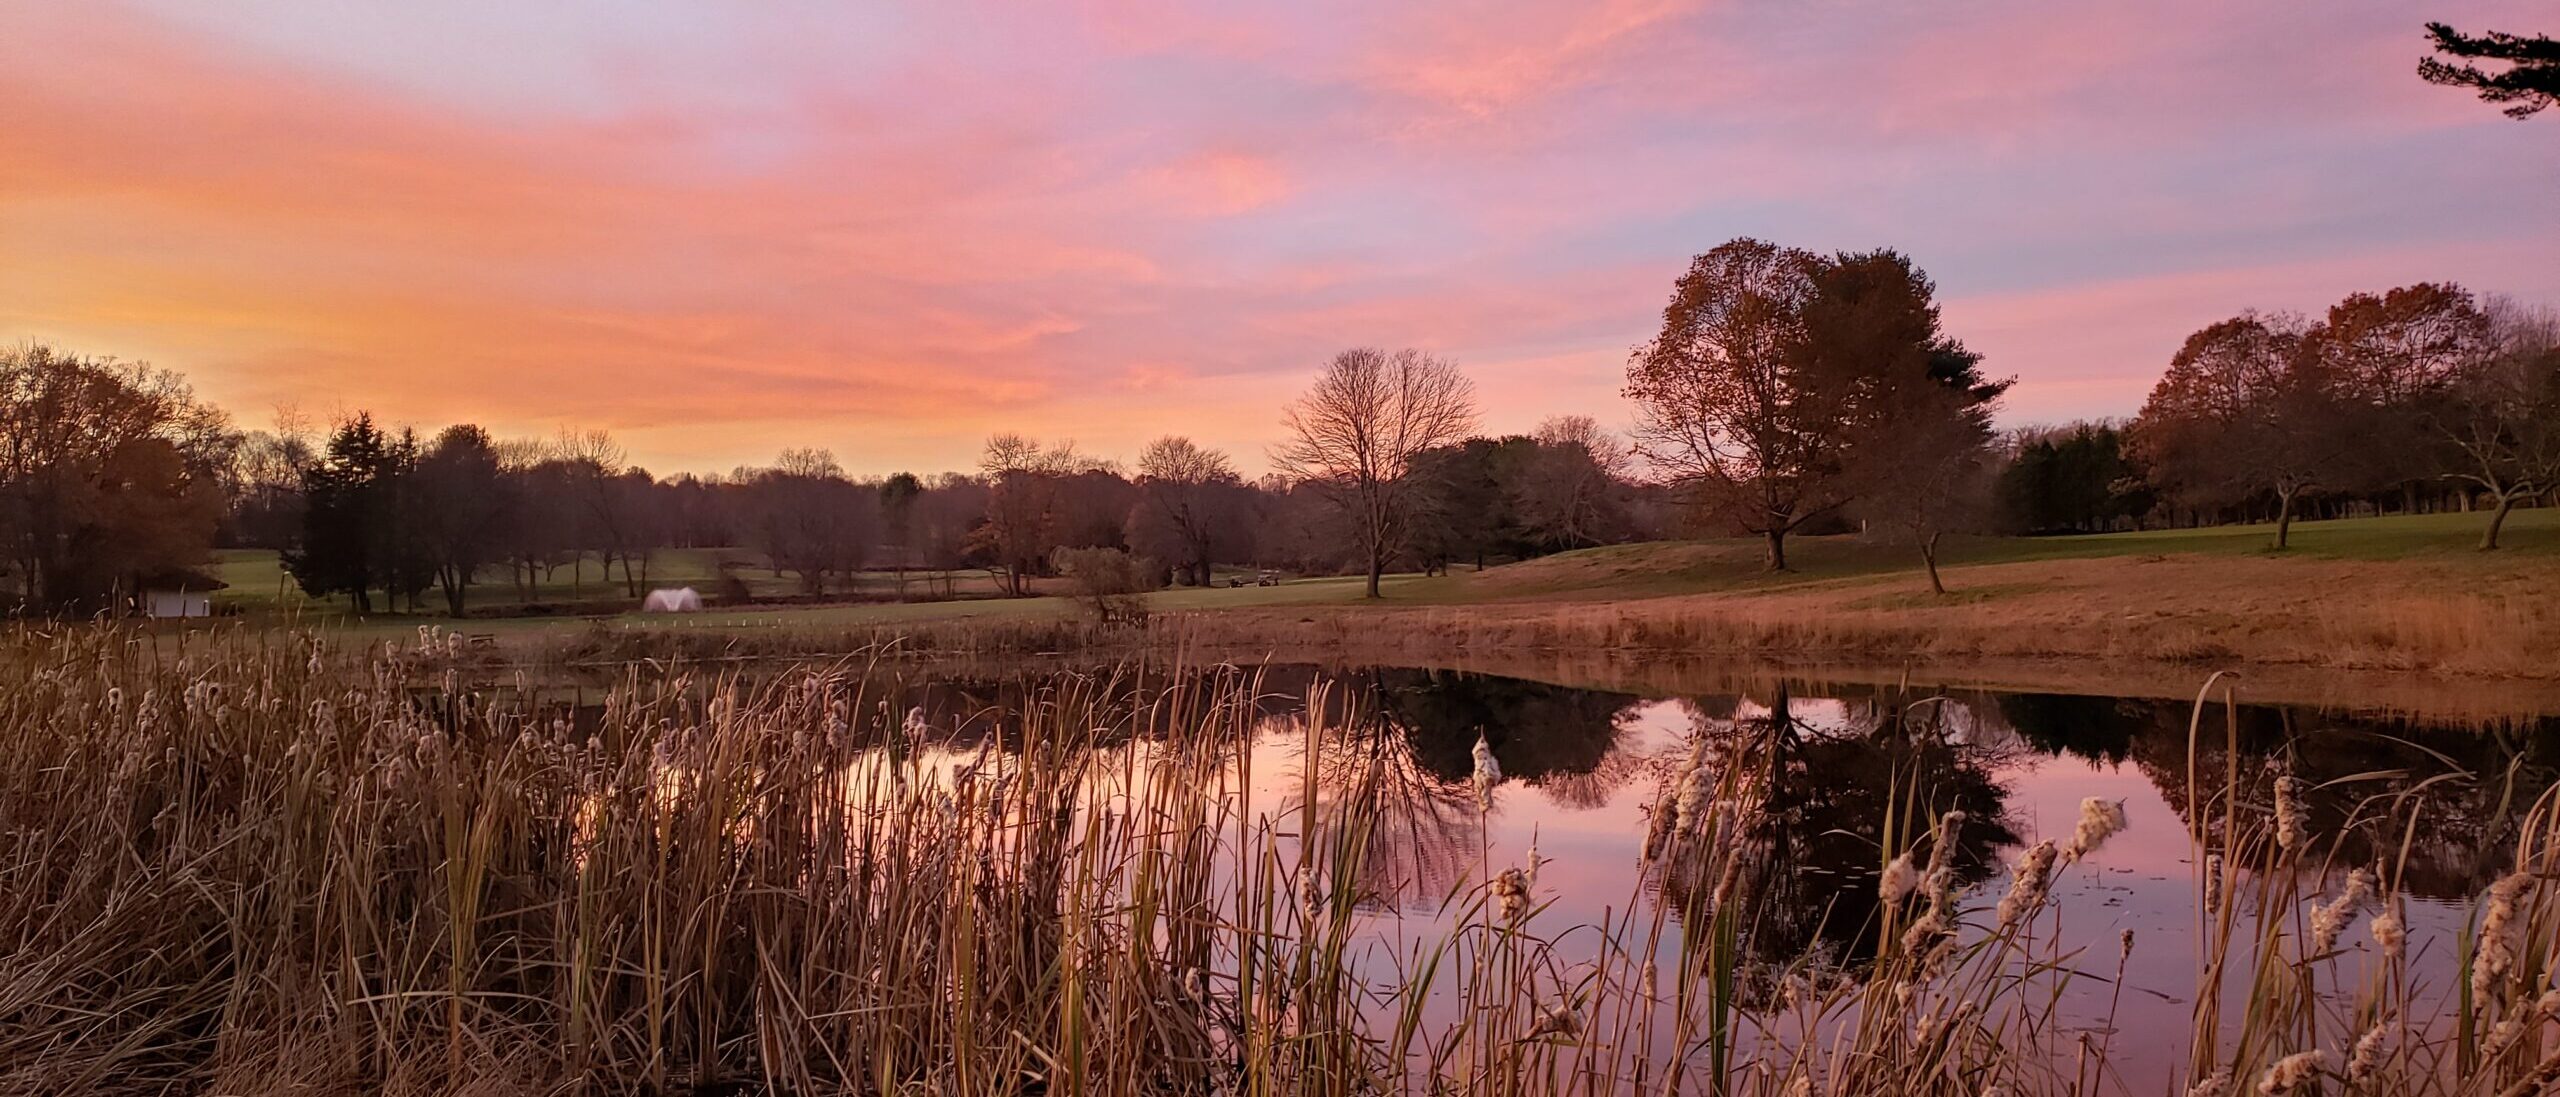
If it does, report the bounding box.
[1431,507,2560,604]
[213,507,2556,640]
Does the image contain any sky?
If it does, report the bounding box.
[3,1,2554,477]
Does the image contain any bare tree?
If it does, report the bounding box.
[1273,348,1478,598]
[740,448,874,594]
[555,428,656,596]
[1514,415,1634,549]
[976,434,1090,596]
[2438,298,2560,549]
[1852,389,1998,595]
[1623,239,1841,570]
[1131,435,1240,587]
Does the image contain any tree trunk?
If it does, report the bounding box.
[1763,527,1788,571]
[2481,492,2518,551]
[1921,531,1946,596]
[2272,488,2295,550]
[1365,553,1384,599]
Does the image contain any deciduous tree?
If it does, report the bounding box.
[0,344,234,612]
[1130,436,1242,587]
[2130,314,2353,549]
[415,425,514,615]
[2437,298,2560,549]
[1274,348,1478,598]
[1625,239,1837,570]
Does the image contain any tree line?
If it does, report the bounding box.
[213,394,1666,615]
[1,246,2551,616]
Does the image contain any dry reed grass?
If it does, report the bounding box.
[3,627,2557,1094]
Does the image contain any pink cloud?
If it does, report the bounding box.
[3,0,2552,478]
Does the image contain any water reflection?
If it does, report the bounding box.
[490,660,2560,1086]
[503,664,2560,917]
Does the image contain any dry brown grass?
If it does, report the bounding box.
[8,628,2560,1094]
[1144,553,2560,683]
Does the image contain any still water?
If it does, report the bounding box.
[548,660,2560,1088]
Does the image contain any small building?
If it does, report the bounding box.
[137,568,226,619]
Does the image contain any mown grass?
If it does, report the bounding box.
[198,510,2559,683]
[1429,508,2560,604]
[4,630,2559,1094]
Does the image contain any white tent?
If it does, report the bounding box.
[641,587,704,613]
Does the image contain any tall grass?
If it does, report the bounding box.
[2,626,2556,1094]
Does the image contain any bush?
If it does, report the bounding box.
[1051,546,1163,625]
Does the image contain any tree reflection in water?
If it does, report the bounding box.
[1641,688,2019,995]
[528,661,2560,1002]
[2034,693,2560,901]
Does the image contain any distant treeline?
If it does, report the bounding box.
[1,262,2551,615]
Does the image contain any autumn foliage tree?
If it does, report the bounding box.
[1627,240,1997,574]
[0,345,233,612]
[1275,348,1477,598]
[1625,239,1836,570]
[2130,313,2355,550]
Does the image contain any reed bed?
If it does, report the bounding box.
[1,627,2557,1094]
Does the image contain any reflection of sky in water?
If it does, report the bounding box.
[736,668,2542,1089]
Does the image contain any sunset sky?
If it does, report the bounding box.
[4,1,2554,477]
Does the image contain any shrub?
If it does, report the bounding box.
[1052,546,1162,624]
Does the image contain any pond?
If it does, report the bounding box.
[518,658,2560,1092]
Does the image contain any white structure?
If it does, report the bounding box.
[641,587,704,613]
[143,590,212,618]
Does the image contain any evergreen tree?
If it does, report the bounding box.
[286,415,427,614]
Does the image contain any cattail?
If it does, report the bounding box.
[1524,1003,1581,1041]
[2120,928,2136,961]
[2486,997,2560,1063]
[1782,1074,1811,1097]
[2483,1016,2527,1060]
[1996,840,2060,930]
[1880,853,1920,905]
[2346,1022,2393,1082]
[1925,810,1967,879]
[2253,1050,2325,1095]
[2369,901,2405,961]
[1641,803,1676,862]
[2204,854,2225,914]
[1524,836,1540,894]
[1472,732,1501,807]
[1673,760,1715,832]
[2307,868,2373,956]
[2184,1069,2231,1097]
[2273,776,2308,856]
[2064,797,2128,862]
[2472,870,2534,1001]
[1491,866,1530,924]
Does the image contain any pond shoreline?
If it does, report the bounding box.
[509,616,2560,725]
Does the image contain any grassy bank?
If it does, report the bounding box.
[199,510,2560,684]
[5,629,2558,1094]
